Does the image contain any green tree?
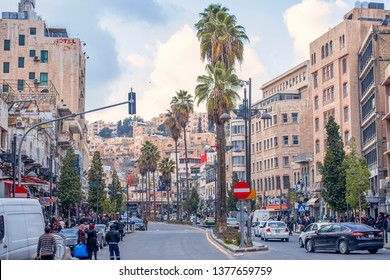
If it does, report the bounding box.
[344,137,370,222]
[98,127,113,138]
[158,157,175,220]
[319,116,346,220]
[170,90,194,220]
[188,187,200,215]
[195,61,241,231]
[164,110,182,221]
[227,171,239,212]
[87,151,106,215]
[57,147,82,221]
[110,170,124,213]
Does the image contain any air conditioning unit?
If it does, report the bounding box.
[16,121,25,128]
[33,79,40,84]
[33,56,40,61]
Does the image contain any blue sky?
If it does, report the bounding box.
[2,0,388,122]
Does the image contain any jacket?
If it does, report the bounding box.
[105,230,120,244]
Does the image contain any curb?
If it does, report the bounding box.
[208,232,268,253]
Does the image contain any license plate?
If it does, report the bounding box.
[368,234,374,238]
[275,230,280,233]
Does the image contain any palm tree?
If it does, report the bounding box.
[170,90,194,220]
[195,4,249,68]
[137,157,148,216]
[164,110,182,221]
[158,157,176,221]
[195,61,241,230]
[140,141,161,219]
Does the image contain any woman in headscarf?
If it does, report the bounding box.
[86,223,98,260]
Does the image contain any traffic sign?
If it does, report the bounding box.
[246,189,256,200]
[233,182,251,200]
[297,204,306,212]
[236,200,249,211]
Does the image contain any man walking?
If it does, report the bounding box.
[105,224,121,260]
[117,220,125,241]
[36,226,57,260]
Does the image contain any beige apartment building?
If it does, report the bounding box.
[382,64,390,212]
[249,61,313,212]
[310,3,390,216]
[0,1,88,199]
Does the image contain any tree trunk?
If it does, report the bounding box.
[153,172,156,220]
[175,141,180,222]
[216,121,227,233]
[183,127,190,221]
[147,172,151,217]
[141,175,144,216]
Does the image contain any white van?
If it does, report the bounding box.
[252,209,272,223]
[0,198,45,260]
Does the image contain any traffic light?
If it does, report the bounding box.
[128,90,136,114]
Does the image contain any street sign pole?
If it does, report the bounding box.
[240,199,245,248]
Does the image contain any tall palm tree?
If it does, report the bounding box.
[195,4,249,68]
[195,61,241,230]
[171,90,194,220]
[141,141,161,219]
[164,110,182,221]
[158,157,175,221]
[137,157,148,216]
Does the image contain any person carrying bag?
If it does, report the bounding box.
[74,243,88,259]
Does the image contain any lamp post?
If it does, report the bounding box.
[233,78,272,246]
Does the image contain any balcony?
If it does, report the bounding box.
[57,131,72,148]
[68,119,82,134]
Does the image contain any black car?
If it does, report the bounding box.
[59,228,79,257]
[131,218,145,231]
[305,223,384,254]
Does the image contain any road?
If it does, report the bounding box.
[95,222,390,260]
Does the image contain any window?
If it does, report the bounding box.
[19,34,25,46]
[344,107,349,122]
[283,136,289,146]
[17,79,24,91]
[314,96,319,109]
[292,135,299,145]
[282,113,288,123]
[274,157,278,168]
[313,73,318,88]
[315,140,320,153]
[274,136,278,147]
[345,131,350,145]
[2,84,9,93]
[29,50,36,57]
[323,109,335,127]
[30,27,36,35]
[18,57,24,68]
[329,40,333,54]
[315,118,319,131]
[40,50,48,63]
[40,72,48,86]
[342,59,348,73]
[232,156,245,165]
[283,156,289,167]
[343,83,348,97]
[29,72,35,79]
[321,46,325,59]
[3,62,10,73]
[4,40,10,51]
[273,115,277,125]
[292,113,298,123]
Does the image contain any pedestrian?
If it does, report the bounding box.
[77,224,86,244]
[384,215,390,232]
[86,223,98,260]
[36,226,57,260]
[287,218,293,236]
[105,224,121,260]
[117,220,125,241]
[143,216,148,231]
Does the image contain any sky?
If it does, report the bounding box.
[2,0,389,123]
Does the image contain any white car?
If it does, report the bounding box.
[298,222,330,248]
[260,221,289,242]
[253,221,267,237]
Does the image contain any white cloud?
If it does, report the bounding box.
[283,0,350,62]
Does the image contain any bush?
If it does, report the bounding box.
[221,227,240,246]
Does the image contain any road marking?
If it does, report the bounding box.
[205,232,235,260]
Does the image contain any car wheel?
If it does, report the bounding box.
[305,239,314,252]
[299,238,304,248]
[368,249,378,254]
[338,240,349,254]
[285,238,289,242]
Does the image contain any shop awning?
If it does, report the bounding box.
[266,204,288,211]
[306,197,319,206]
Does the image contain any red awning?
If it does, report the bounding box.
[21,175,47,184]
[2,180,45,186]
[266,204,288,211]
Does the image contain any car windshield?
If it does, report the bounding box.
[227,218,237,222]
[268,222,285,228]
[60,230,78,237]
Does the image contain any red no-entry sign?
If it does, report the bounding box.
[233,182,251,200]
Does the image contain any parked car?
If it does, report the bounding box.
[227,218,240,229]
[253,221,267,237]
[52,233,69,260]
[131,218,145,230]
[60,228,79,257]
[260,221,289,242]
[298,222,330,248]
[95,224,107,247]
[304,223,384,254]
